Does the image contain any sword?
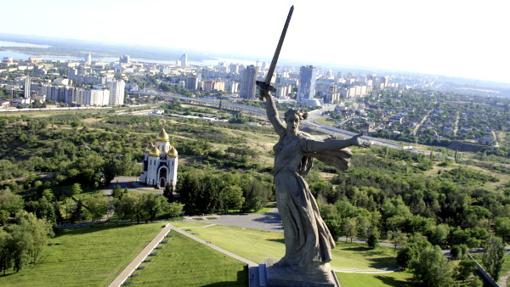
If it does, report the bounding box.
[256,5,294,100]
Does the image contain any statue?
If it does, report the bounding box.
[260,89,369,286]
[255,6,370,286]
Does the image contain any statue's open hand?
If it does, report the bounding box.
[351,134,372,148]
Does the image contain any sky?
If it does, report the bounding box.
[1,0,509,83]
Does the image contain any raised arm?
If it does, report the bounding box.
[261,90,286,136]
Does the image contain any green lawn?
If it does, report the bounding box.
[172,221,398,271]
[0,222,164,287]
[172,221,411,287]
[128,232,247,286]
[337,272,412,287]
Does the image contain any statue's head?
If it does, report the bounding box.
[284,109,307,135]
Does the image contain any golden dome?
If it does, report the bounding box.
[159,128,170,142]
[167,146,178,158]
[148,144,160,157]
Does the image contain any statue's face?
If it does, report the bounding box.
[286,114,300,135]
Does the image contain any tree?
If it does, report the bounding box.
[495,217,510,243]
[222,185,244,212]
[0,229,13,275]
[388,230,407,250]
[83,194,109,221]
[0,190,24,219]
[142,194,167,221]
[356,213,371,240]
[114,192,146,223]
[409,245,454,287]
[112,187,127,199]
[397,233,431,268]
[165,202,184,218]
[241,179,269,213]
[482,236,505,280]
[367,232,379,249]
[70,183,82,196]
[343,218,357,243]
[3,212,52,272]
[320,204,341,240]
[450,244,468,260]
[427,224,450,247]
[455,259,482,287]
[25,197,56,225]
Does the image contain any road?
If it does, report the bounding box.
[411,109,432,136]
[453,111,460,137]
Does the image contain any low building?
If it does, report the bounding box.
[139,128,179,190]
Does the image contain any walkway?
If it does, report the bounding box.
[183,208,283,232]
[108,223,172,287]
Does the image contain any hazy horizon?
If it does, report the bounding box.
[1,0,509,84]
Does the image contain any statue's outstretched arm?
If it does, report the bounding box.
[262,90,286,136]
[302,134,369,153]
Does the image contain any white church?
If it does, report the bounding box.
[139,128,178,190]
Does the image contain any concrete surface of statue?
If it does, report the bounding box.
[261,89,370,286]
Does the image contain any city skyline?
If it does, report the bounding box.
[0,0,509,84]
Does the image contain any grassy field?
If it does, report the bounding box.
[338,272,412,287]
[0,222,164,287]
[128,232,247,287]
[172,221,410,287]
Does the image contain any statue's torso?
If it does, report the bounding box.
[274,133,304,174]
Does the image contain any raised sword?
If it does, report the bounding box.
[256,5,294,99]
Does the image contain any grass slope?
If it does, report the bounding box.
[172,221,410,287]
[0,223,163,287]
[128,232,247,287]
[338,272,412,287]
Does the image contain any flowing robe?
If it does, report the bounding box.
[273,132,351,269]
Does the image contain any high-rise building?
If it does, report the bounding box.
[109,80,125,106]
[225,80,239,94]
[119,55,130,64]
[64,86,75,104]
[298,65,316,101]
[239,65,257,99]
[180,53,188,67]
[185,74,201,91]
[228,63,240,74]
[85,89,110,106]
[85,53,92,65]
[24,76,31,99]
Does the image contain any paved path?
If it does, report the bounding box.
[333,268,396,274]
[498,273,509,287]
[184,208,283,232]
[108,224,172,287]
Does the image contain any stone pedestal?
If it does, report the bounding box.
[249,263,340,287]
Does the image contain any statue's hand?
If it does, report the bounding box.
[351,134,371,147]
[259,89,270,101]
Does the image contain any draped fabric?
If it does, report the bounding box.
[273,132,350,268]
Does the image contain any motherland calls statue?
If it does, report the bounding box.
[260,89,369,286]
[255,6,371,286]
